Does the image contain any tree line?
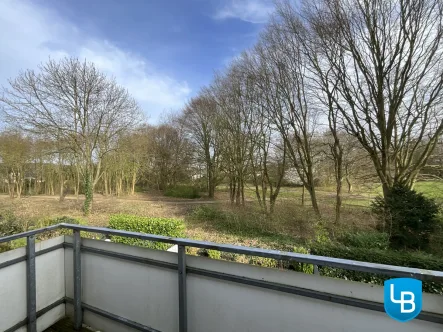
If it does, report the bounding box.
[179,0,443,221]
[1,0,442,221]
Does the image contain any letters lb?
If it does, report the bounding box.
[384,278,422,322]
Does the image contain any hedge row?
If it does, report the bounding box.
[109,214,185,250]
[310,243,443,294]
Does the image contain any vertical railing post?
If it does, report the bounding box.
[73,230,83,330]
[26,235,37,332]
[314,265,320,275]
[178,245,187,332]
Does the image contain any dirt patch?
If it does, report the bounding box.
[0,193,196,227]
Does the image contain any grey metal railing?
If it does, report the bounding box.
[1,223,443,332]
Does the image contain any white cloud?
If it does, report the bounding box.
[214,0,274,24]
[0,0,191,122]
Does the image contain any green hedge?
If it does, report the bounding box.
[164,186,201,199]
[310,243,443,294]
[109,214,185,250]
[0,211,23,237]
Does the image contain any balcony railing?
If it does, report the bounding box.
[0,223,442,332]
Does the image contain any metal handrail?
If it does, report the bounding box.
[0,224,61,244]
[1,222,442,281]
[60,223,443,281]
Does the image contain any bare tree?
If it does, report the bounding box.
[252,19,322,216]
[237,52,288,214]
[143,122,193,190]
[181,92,223,198]
[307,0,443,197]
[210,68,251,205]
[0,130,31,198]
[275,1,345,221]
[1,57,141,214]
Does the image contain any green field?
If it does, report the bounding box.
[238,181,443,207]
[415,181,443,203]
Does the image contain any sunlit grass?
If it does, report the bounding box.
[415,181,443,203]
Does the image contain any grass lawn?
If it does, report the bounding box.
[415,181,443,203]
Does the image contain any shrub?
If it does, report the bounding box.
[371,182,440,250]
[207,250,220,259]
[191,205,225,222]
[109,214,185,250]
[10,238,27,249]
[38,216,83,228]
[197,248,222,260]
[36,216,93,240]
[291,246,314,274]
[339,231,389,250]
[310,243,443,294]
[429,220,443,257]
[249,256,279,268]
[0,211,23,237]
[247,247,315,273]
[164,186,201,199]
[312,220,331,245]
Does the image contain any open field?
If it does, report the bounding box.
[219,180,443,207]
[0,181,442,252]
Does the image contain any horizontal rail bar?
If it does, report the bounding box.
[0,224,62,244]
[0,255,26,270]
[4,298,65,332]
[187,267,443,324]
[4,318,27,332]
[0,243,64,270]
[60,224,443,281]
[65,297,161,332]
[64,243,177,270]
[38,297,66,317]
[2,223,443,281]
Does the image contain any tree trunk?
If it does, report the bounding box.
[59,173,65,202]
[131,171,137,195]
[335,150,344,224]
[346,176,353,194]
[382,182,390,200]
[301,185,305,206]
[208,166,215,198]
[235,177,241,205]
[229,177,236,204]
[240,177,245,206]
[13,171,22,198]
[8,174,15,199]
[83,168,93,215]
[307,185,321,217]
[75,166,80,199]
[104,171,109,196]
[335,181,342,224]
[270,195,277,214]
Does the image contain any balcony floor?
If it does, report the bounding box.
[44,318,95,332]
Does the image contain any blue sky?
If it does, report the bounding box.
[0,0,274,123]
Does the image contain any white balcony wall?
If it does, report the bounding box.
[0,235,442,332]
[0,236,65,332]
[64,237,443,332]
[64,237,180,332]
